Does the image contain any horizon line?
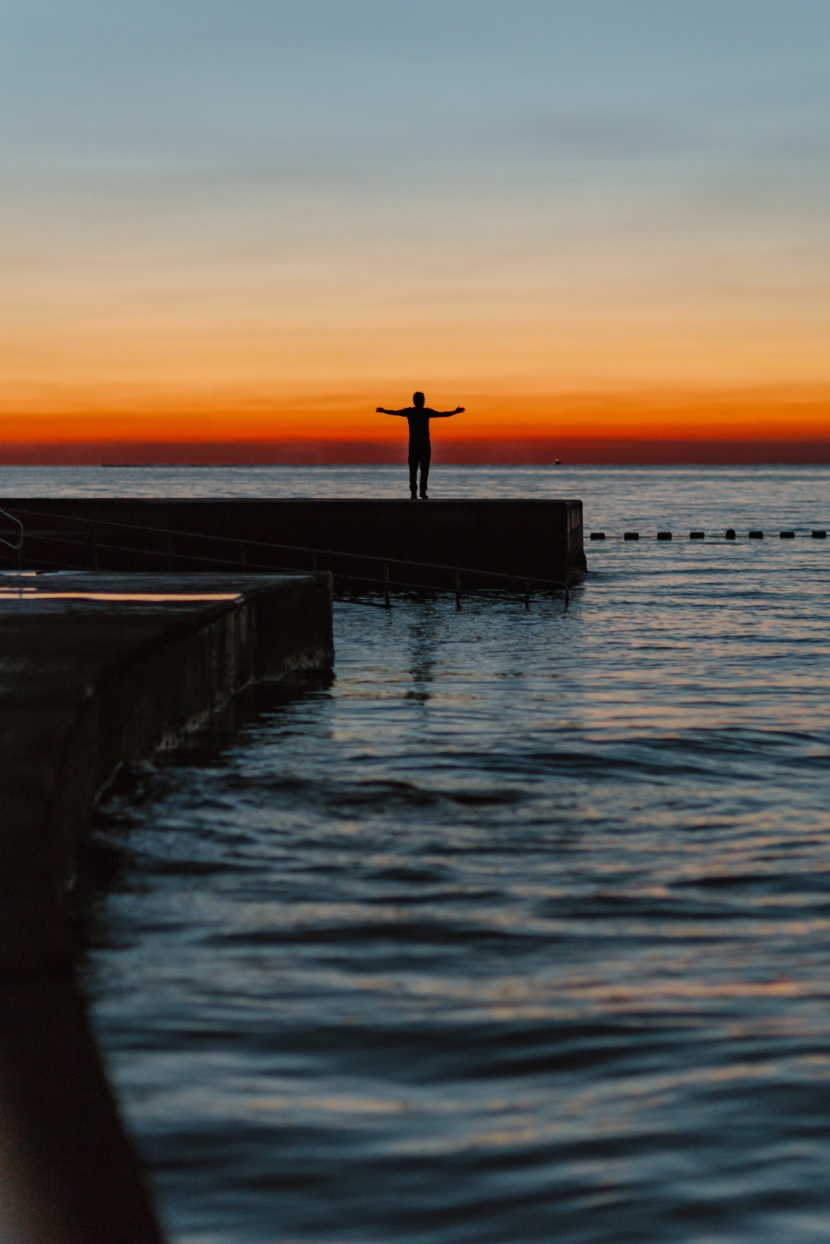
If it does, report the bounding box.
[2,436,830,467]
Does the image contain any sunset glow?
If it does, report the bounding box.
[4,1,829,463]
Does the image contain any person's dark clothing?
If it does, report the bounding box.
[406,412,432,494]
[405,411,432,445]
[378,399,463,495]
[409,441,431,495]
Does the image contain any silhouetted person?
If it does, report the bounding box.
[376,391,464,499]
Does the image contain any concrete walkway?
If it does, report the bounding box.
[1,497,586,590]
[0,571,332,1243]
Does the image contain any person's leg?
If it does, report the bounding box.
[408,445,418,496]
[419,445,431,496]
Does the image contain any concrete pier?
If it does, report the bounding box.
[0,498,586,590]
[0,571,332,1243]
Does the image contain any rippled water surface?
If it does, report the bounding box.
[56,466,830,1243]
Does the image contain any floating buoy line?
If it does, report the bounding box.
[589,529,827,542]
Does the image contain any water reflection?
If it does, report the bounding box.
[83,467,830,1244]
[405,600,440,705]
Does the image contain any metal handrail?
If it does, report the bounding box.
[6,505,572,599]
[13,532,570,609]
[0,508,23,551]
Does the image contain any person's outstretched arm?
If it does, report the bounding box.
[377,406,409,416]
[430,406,465,418]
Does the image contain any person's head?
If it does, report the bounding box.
[412,391,425,408]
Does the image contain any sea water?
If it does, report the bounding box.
[8,466,829,1243]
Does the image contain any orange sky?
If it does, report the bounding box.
[1,389,828,457]
[4,217,828,457]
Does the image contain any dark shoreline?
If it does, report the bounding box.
[0,572,332,1243]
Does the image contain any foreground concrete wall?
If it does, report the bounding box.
[0,498,586,589]
[0,573,332,1244]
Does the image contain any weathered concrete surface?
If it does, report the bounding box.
[0,498,586,589]
[0,571,333,1244]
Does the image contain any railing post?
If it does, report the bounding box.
[524,581,530,610]
[165,534,173,572]
[455,571,462,610]
[383,563,391,609]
